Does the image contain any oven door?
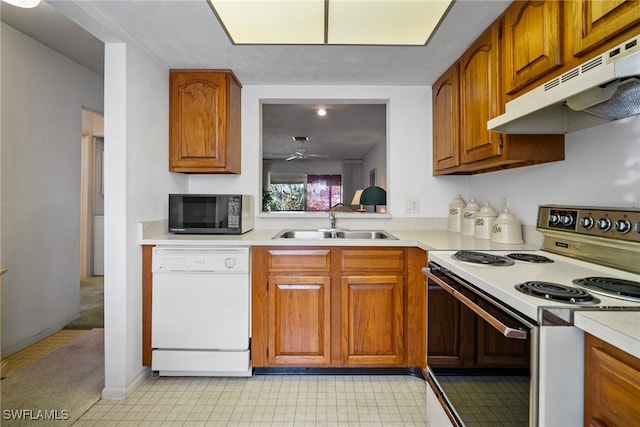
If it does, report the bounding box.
[423,262,539,427]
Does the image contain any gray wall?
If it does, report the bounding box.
[1,23,104,354]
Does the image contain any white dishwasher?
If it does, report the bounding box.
[151,246,251,376]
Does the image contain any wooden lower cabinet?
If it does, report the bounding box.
[252,246,426,369]
[584,333,640,427]
[427,283,529,369]
[268,275,331,365]
[341,275,404,366]
[142,245,153,366]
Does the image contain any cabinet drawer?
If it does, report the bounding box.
[341,249,404,272]
[267,249,331,272]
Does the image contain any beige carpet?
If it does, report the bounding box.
[64,276,104,330]
[0,328,104,426]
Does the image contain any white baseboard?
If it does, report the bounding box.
[101,367,151,400]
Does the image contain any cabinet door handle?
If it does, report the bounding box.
[423,268,527,340]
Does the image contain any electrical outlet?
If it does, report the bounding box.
[405,198,420,214]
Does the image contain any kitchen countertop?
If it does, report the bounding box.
[139,224,539,251]
[574,310,640,359]
[139,221,639,356]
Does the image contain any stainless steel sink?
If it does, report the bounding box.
[273,229,397,240]
[334,230,397,239]
[274,230,334,239]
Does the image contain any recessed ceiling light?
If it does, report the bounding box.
[3,0,40,8]
[208,0,453,46]
[317,108,327,117]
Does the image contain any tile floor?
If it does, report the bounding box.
[4,330,453,427]
[4,278,452,427]
[74,374,439,426]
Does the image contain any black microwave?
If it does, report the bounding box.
[168,194,254,234]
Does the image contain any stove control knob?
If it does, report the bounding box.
[596,218,612,231]
[614,219,631,234]
[224,257,236,268]
[561,215,574,226]
[549,214,561,225]
[580,217,594,229]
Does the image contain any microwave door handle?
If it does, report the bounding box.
[424,269,528,340]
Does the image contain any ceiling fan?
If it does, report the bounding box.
[285,148,329,161]
[285,136,329,161]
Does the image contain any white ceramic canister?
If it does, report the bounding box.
[447,194,467,232]
[474,202,498,240]
[461,198,480,235]
[491,208,524,244]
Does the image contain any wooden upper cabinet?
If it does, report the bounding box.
[169,70,241,174]
[459,24,502,165]
[570,0,640,58]
[503,0,562,94]
[432,63,460,173]
[431,21,564,175]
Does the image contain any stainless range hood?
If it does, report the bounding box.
[488,34,640,134]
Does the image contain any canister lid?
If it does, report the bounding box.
[463,198,480,212]
[495,208,521,224]
[449,194,466,208]
[477,202,498,217]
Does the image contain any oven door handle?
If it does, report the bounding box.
[424,268,528,340]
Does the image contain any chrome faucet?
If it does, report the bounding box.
[329,210,337,229]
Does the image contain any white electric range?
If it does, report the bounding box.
[428,249,640,323]
[424,205,640,427]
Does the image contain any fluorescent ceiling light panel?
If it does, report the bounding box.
[209,0,452,45]
[329,0,451,45]
[210,0,325,44]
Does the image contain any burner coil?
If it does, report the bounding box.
[515,281,599,305]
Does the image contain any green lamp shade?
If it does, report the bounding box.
[360,186,386,207]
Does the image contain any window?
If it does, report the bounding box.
[306,175,341,211]
[265,174,341,212]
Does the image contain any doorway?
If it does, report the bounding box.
[73,110,104,330]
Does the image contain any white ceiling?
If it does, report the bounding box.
[2,0,511,85]
[1,0,104,75]
[2,0,511,159]
[263,102,386,160]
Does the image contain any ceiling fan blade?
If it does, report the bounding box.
[285,155,298,161]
